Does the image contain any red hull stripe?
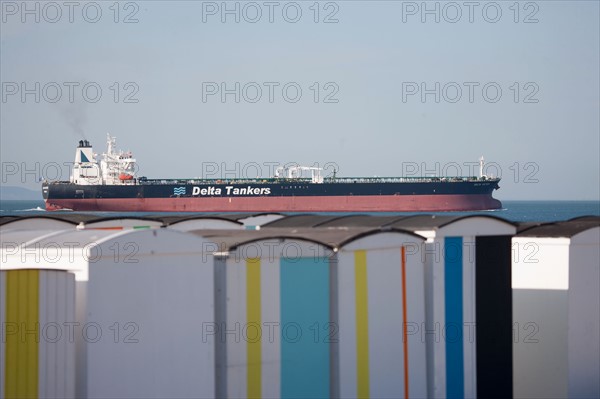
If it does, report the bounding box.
[45,194,502,212]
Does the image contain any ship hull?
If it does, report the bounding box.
[43,180,502,212]
[43,194,501,212]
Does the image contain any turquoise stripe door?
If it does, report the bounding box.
[445,237,464,398]
[280,257,330,398]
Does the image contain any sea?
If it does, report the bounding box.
[1,200,599,223]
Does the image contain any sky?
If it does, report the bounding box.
[1,0,599,200]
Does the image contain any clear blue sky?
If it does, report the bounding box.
[1,1,599,200]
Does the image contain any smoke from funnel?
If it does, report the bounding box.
[59,102,88,139]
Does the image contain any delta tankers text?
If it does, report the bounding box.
[190,186,271,196]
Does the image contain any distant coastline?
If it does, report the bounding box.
[0,186,43,201]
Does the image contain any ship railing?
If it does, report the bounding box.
[137,176,495,185]
[139,177,315,185]
[45,176,497,186]
[321,176,491,183]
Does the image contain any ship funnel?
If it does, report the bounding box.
[74,141,95,164]
[71,140,100,184]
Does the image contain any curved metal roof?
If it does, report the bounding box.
[516,220,599,238]
[188,226,424,252]
[388,214,516,230]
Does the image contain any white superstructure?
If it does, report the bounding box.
[70,134,137,185]
[274,165,324,183]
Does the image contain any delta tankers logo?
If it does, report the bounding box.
[173,186,271,196]
[192,186,271,196]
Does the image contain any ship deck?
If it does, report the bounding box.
[132,176,498,186]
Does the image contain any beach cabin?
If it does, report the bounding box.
[390,215,517,398]
[512,219,600,398]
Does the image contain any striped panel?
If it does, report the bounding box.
[338,245,428,399]
[246,258,261,399]
[366,248,409,397]
[338,252,358,399]
[445,237,464,398]
[2,270,77,399]
[38,270,76,399]
[475,235,512,397]
[404,246,428,399]
[214,257,227,398]
[4,269,39,399]
[224,259,248,398]
[462,236,477,398]
[427,240,447,398]
[224,250,282,399]
[355,250,370,399]
[225,259,248,397]
[280,257,330,399]
[260,255,281,399]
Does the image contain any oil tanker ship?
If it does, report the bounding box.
[42,135,502,212]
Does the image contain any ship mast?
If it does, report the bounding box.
[479,156,485,179]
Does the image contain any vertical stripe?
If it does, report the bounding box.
[37,271,49,398]
[355,250,370,399]
[246,258,261,399]
[462,236,477,398]
[74,280,88,399]
[65,272,77,399]
[337,252,358,399]
[404,242,428,399]
[329,253,340,399]
[5,270,39,399]
[365,248,404,397]
[214,258,227,398]
[475,236,513,398]
[260,257,281,399]
[445,237,464,398]
[401,246,409,399]
[280,257,330,398]
[225,259,247,397]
